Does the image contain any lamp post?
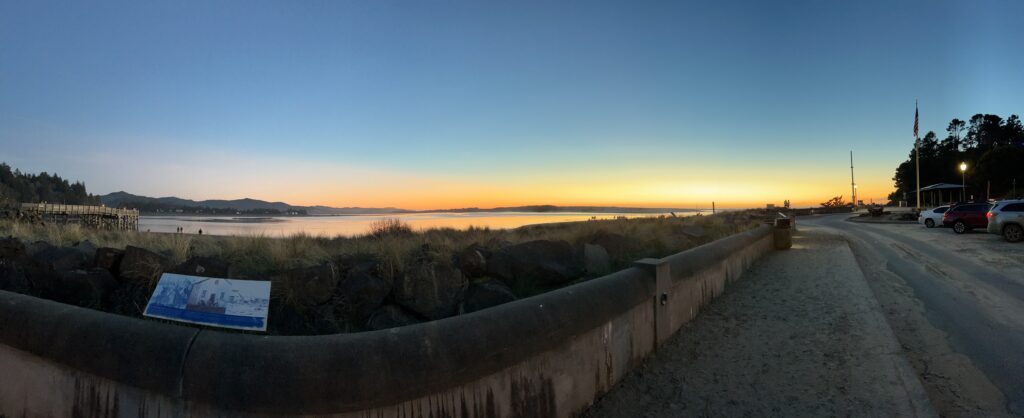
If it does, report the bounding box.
[853,184,858,206]
[959,162,968,202]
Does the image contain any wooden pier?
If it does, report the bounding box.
[18,203,139,231]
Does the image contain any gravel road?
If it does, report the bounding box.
[805,214,1024,417]
[584,227,933,417]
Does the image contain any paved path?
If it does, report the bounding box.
[584,227,934,417]
[804,214,1024,417]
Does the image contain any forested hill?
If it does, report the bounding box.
[0,163,100,206]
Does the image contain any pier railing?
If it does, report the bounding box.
[17,203,139,231]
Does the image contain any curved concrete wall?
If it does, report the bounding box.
[0,224,774,418]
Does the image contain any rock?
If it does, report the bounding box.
[272,263,340,306]
[25,241,51,257]
[457,244,488,279]
[72,240,98,257]
[31,268,118,309]
[268,303,313,335]
[30,243,93,272]
[584,230,637,261]
[366,304,422,331]
[0,260,33,294]
[170,256,230,278]
[0,237,26,260]
[118,246,167,283]
[93,247,125,275]
[394,253,467,319]
[486,240,583,293]
[339,261,392,320]
[581,243,611,276]
[461,279,517,313]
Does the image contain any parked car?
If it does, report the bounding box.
[987,199,1024,242]
[918,206,949,228]
[942,202,991,234]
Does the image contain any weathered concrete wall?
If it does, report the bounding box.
[0,225,774,418]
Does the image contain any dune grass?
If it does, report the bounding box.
[0,211,764,281]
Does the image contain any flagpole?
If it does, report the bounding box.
[915,100,921,210]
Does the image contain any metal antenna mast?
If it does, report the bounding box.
[850,151,856,206]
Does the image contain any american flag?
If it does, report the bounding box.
[913,101,919,140]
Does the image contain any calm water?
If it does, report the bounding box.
[138,211,701,238]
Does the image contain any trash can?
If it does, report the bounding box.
[773,218,792,250]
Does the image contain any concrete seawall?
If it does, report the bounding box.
[0,224,775,417]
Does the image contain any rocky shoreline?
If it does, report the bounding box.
[0,213,759,335]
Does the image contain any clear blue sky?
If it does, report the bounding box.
[2,0,1022,208]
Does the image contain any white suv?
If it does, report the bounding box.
[987,199,1024,242]
[918,206,949,228]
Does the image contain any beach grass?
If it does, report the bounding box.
[0,211,764,281]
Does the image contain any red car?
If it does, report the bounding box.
[942,202,991,234]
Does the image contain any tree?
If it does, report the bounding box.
[0,163,100,205]
[1005,115,1024,146]
[891,114,1024,203]
[820,195,846,208]
[946,118,966,151]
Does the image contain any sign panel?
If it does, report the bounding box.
[144,273,271,331]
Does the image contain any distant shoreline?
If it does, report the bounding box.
[139,208,708,218]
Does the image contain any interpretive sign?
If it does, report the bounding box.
[144,273,271,331]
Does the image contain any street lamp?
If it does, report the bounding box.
[959,162,968,202]
[853,184,858,206]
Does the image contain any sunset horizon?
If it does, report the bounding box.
[5,1,1021,211]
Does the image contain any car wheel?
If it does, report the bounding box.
[953,221,967,234]
[925,219,935,228]
[1004,224,1024,243]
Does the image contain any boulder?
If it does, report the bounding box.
[338,261,392,320]
[584,230,637,261]
[486,240,583,293]
[25,241,51,257]
[457,244,488,279]
[30,243,93,272]
[31,268,118,309]
[72,240,98,257]
[365,304,422,331]
[0,260,33,294]
[394,253,466,319]
[272,263,340,306]
[93,247,125,275]
[461,279,517,313]
[268,303,313,336]
[580,243,611,276]
[118,246,167,283]
[170,256,230,278]
[0,237,26,260]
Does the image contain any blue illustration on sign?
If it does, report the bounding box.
[144,273,271,331]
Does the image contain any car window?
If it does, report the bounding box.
[1004,203,1024,212]
[933,207,948,213]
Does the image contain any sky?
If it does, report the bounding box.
[2,0,1023,209]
